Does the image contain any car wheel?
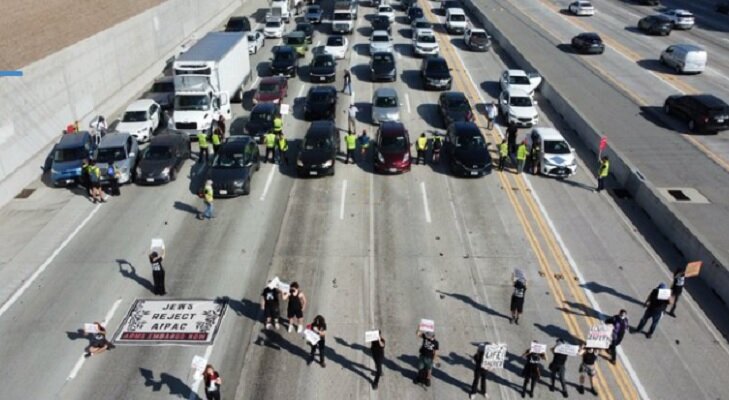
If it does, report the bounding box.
[664,102,671,115]
[170,169,177,181]
[243,178,251,195]
[688,119,696,131]
[331,164,336,176]
[674,64,682,74]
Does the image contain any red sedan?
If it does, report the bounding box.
[374,122,412,173]
[253,76,288,104]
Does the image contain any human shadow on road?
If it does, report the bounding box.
[436,290,511,321]
[216,296,262,323]
[173,201,200,217]
[398,353,466,391]
[552,176,595,191]
[559,301,606,320]
[334,336,413,381]
[325,341,372,381]
[139,368,193,399]
[444,351,523,393]
[533,323,581,344]
[254,329,310,360]
[581,281,644,306]
[117,259,155,293]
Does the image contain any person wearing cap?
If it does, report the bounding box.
[548,339,569,398]
[260,280,282,330]
[414,329,439,387]
[521,344,546,398]
[510,278,527,325]
[149,251,165,295]
[201,180,214,220]
[470,343,491,399]
[633,283,671,339]
[604,309,629,363]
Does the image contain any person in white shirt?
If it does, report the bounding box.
[347,104,358,135]
[486,101,497,130]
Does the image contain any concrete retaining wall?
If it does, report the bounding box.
[0,0,242,206]
[462,0,729,305]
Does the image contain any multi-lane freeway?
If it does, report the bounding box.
[0,0,728,399]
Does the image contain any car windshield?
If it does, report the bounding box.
[327,37,344,46]
[579,1,592,6]
[418,35,436,43]
[380,134,407,151]
[450,15,466,22]
[415,21,432,29]
[456,134,485,149]
[510,96,533,107]
[373,54,394,64]
[96,147,126,162]
[247,33,257,41]
[373,35,389,42]
[428,60,449,73]
[151,81,174,93]
[286,36,305,45]
[509,75,530,85]
[144,146,173,160]
[275,52,294,61]
[379,6,392,12]
[544,140,570,154]
[175,95,210,111]
[213,151,248,168]
[296,24,311,32]
[266,21,281,28]
[304,135,333,150]
[226,20,246,31]
[307,6,321,13]
[251,111,272,122]
[313,57,335,67]
[375,95,398,107]
[333,13,351,20]
[448,98,471,111]
[259,82,279,93]
[53,147,85,162]
[122,111,147,122]
[471,31,488,39]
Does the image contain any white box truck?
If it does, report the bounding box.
[173,32,251,136]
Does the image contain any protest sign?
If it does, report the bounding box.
[418,319,435,333]
[277,281,290,293]
[280,104,290,115]
[84,323,99,334]
[685,261,702,278]
[554,344,580,356]
[530,342,547,354]
[513,268,526,283]
[191,355,207,375]
[657,288,672,300]
[267,277,280,289]
[365,330,381,343]
[150,238,166,257]
[303,328,320,345]
[586,324,613,349]
[481,343,507,369]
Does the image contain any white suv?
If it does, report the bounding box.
[446,8,468,34]
[499,88,539,128]
[412,28,439,57]
[663,9,695,30]
[116,99,161,143]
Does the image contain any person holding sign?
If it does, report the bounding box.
[307,315,327,367]
[633,283,671,339]
[604,309,629,364]
[84,322,111,357]
[149,251,166,296]
[202,364,222,400]
[668,270,686,317]
[469,344,491,399]
[510,278,527,325]
[369,331,385,390]
[578,346,599,396]
[283,282,307,334]
[260,281,282,330]
[413,330,439,387]
[548,339,569,398]
[521,344,546,398]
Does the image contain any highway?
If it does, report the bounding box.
[0,0,728,399]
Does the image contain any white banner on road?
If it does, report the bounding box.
[586,324,614,349]
[482,343,507,369]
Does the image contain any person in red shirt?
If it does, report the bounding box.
[202,365,222,400]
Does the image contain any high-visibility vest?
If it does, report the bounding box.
[211,133,221,146]
[273,117,283,134]
[417,136,428,151]
[204,186,213,203]
[345,134,357,150]
[499,142,508,157]
[278,137,288,151]
[599,160,610,178]
[197,133,208,148]
[516,144,527,161]
[264,133,276,148]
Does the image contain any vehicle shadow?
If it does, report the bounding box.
[556,44,577,54]
[398,28,413,40]
[638,105,682,133]
[624,26,643,35]
[636,58,672,74]
[353,102,374,125]
[417,103,443,128]
[139,368,193,399]
[480,80,501,99]
[449,37,469,51]
[558,9,574,16]
[116,259,155,294]
[351,63,372,83]
[394,43,412,58]
[229,116,249,136]
[257,61,271,78]
[401,70,423,90]
[252,8,268,24]
[357,26,372,37]
[353,43,370,56]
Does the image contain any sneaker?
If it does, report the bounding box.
[274,322,280,330]
[425,379,431,387]
[578,385,584,395]
[265,323,273,330]
[562,391,568,398]
[84,352,92,358]
[590,387,597,396]
[469,395,475,400]
[288,324,294,333]
[297,325,304,334]
[321,360,326,368]
[646,333,652,339]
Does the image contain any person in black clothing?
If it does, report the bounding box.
[633,283,670,338]
[260,282,281,330]
[308,315,327,367]
[507,125,518,156]
[370,331,385,390]
[149,251,165,295]
[668,270,685,317]
[510,279,527,325]
[521,345,546,398]
[469,343,491,399]
[578,346,598,396]
[604,309,629,363]
[548,339,569,398]
[413,330,439,387]
[202,364,222,400]
[283,282,307,334]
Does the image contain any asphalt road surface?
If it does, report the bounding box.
[0,0,728,399]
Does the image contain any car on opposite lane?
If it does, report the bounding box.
[116,99,161,143]
[304,86,338,120]
[570,32,605,54]
[663,9,695,29]
[370,51,397,82]
[208,136,260,197]
[309,53,337,83]
[568,1,595,16]
[438,91,475,126]
[306,5,324,24]
[136,131,191,184]
[463,27,491,52]
[246,31,265,54]
[421,56,453,90]
[370,30,394,54]
[499,88,539,128]
[664,94,729,133]
[446,122,492,177]
[374,121,412,173]
[297,121,340,177]
[638,15,673,36]
[324,36,349,59]
[372,87,401,125]
[245,103,281,141]
[254,76,288,105]
[270,46,299,77]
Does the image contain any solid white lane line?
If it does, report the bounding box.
[420,182,432,223]
[187,345,215,400]
[340,180,348,220]
[0,204,102,318]
[67,297,123,381]
[297,84,306,98]
[405,93,411,113]
[259,166,276,201]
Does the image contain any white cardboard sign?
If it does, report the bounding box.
[365,330,381,342]
[277,281,290,293]
[530,342,547,354]
[267,277,280,289]
[418,319,435,333]
[554,344,580,356]
[586,324,614,349]
[482,343,508,369]
[150,238,165,257]
[303,328,320,345]
[657,288,672,300]
[280,104,290,115]
[191,355,207,374]
[514,268,526,283]
[84,323,99,334]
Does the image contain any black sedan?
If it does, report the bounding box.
[296,22,315,43]
[270,46,299,77]
[407,6,424,23]
[136,132,191,184]
[638,15,673,36]
[718,2,729,14]
[370,52,397,82]
[208,136,260,197]
[304,86,338,120]
[438,91,475,126]
[245,103,280,141]
[571,32,605,54]
[371,15,392,35]
[664,94,729,133]
[421,56,452,90]
[309,53,337,83]
[446,122,492,177]
[297,121,340,177]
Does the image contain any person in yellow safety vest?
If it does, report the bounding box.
[197,131,209,164]
[516,141,527,174]
[498,140,509,171]
[201,179,214,220]
[416,133,428,165]
[211,128,222,156]
[345,131,357,164]
[596,155,609,193]
[264,131,277,163]
[277,133,289,165]
[273,116,283,135]
[88,160,104,203]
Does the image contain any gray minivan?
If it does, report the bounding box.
[51,131,93,186]
[95,132,139,184]
[660,44,707,74]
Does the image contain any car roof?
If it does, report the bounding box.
[252,102,277,112]
[307,120,336,135]
[506,69,527,77]
[309,85,337,94]
[448,7,466,14]
[532,127,564,140]
[372,51,395,58]
[287,31,305,38]
[692,94,728,107]
[442,91,467,101]
[98,132,132,148]
[57,131,91,148]
[125,99,157,111]
[451,121,480,135]
[228,16,248,22]
[374,87,398,97]
[380,121,406,135]
[372,30,390,36]
[507,88,533,97]
[219,138,251,151]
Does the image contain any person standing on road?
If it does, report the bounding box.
[486,101,497,130]
[498,140,509,172]
[216,115,226,139]
[260,281,281,330]
[283,282,307,333]
[107,163,121,197]
[521,345,545,398]
[633,283,670,338]
[273,114,283,136]
[510,278,527,325]
[507,125,517,155]
[81,158,91,198]
[211,128,222,156]
[197,131,209,164]
[431,134,443,164]
[88,160,104,203]
[308,315,327,367]
[413,330,439,387]
[604,309,628,363]
[264,131,277,163]
[516,141,528,174]
[85,322,111,357]
[578,346,598,396]
[470,343,491,399]
[277,132,289,165]
[668,269,685,317]
[343,68,352,95]
[548,339,568,398]
[596,155,609,192]
[202,364,222,400]
[529,133,541,175]
[345,130,358,164]
[201,180,214,220]
[416,133,428,165]
[370,331,385,390]
[149,251,166,295]
[358,129,371,160]
[348,104,358,135]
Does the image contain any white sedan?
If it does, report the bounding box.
[499,69,541,95]
[247,31,265,54]
[369,30,394,54]
[116,99,161,143]
[378,5,396,22]
[568,1,595,16]
[264,17,284,38]
[324,35,349,59]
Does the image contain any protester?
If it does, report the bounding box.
[548,339,569,398]
[416,133,428,165]
[277,132,289,165]
[264,131,276,163]
[347,104,358,135]
[85,322,111,357]
[470,343,491,399]
[197,131,209,164]
[343,69,352,94]
[578,346,598,396]
[413,330,439,387]
[668,270,685,317]
[202,364,222,400]
[596,156,609,192]
[498,140,508,171]
[149,251,166,295]
[516,141,528,174]
[521,345,545,398]
[308,315,327,367]
[604,309,629,363]
[633,283,670,339]
[88,160,104,203]
[510,278,527,325]
[370,331,385,390]
[211,128,222,156]
[486,101,497,130]
[283,282,307,333]
[260,281,281,330]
